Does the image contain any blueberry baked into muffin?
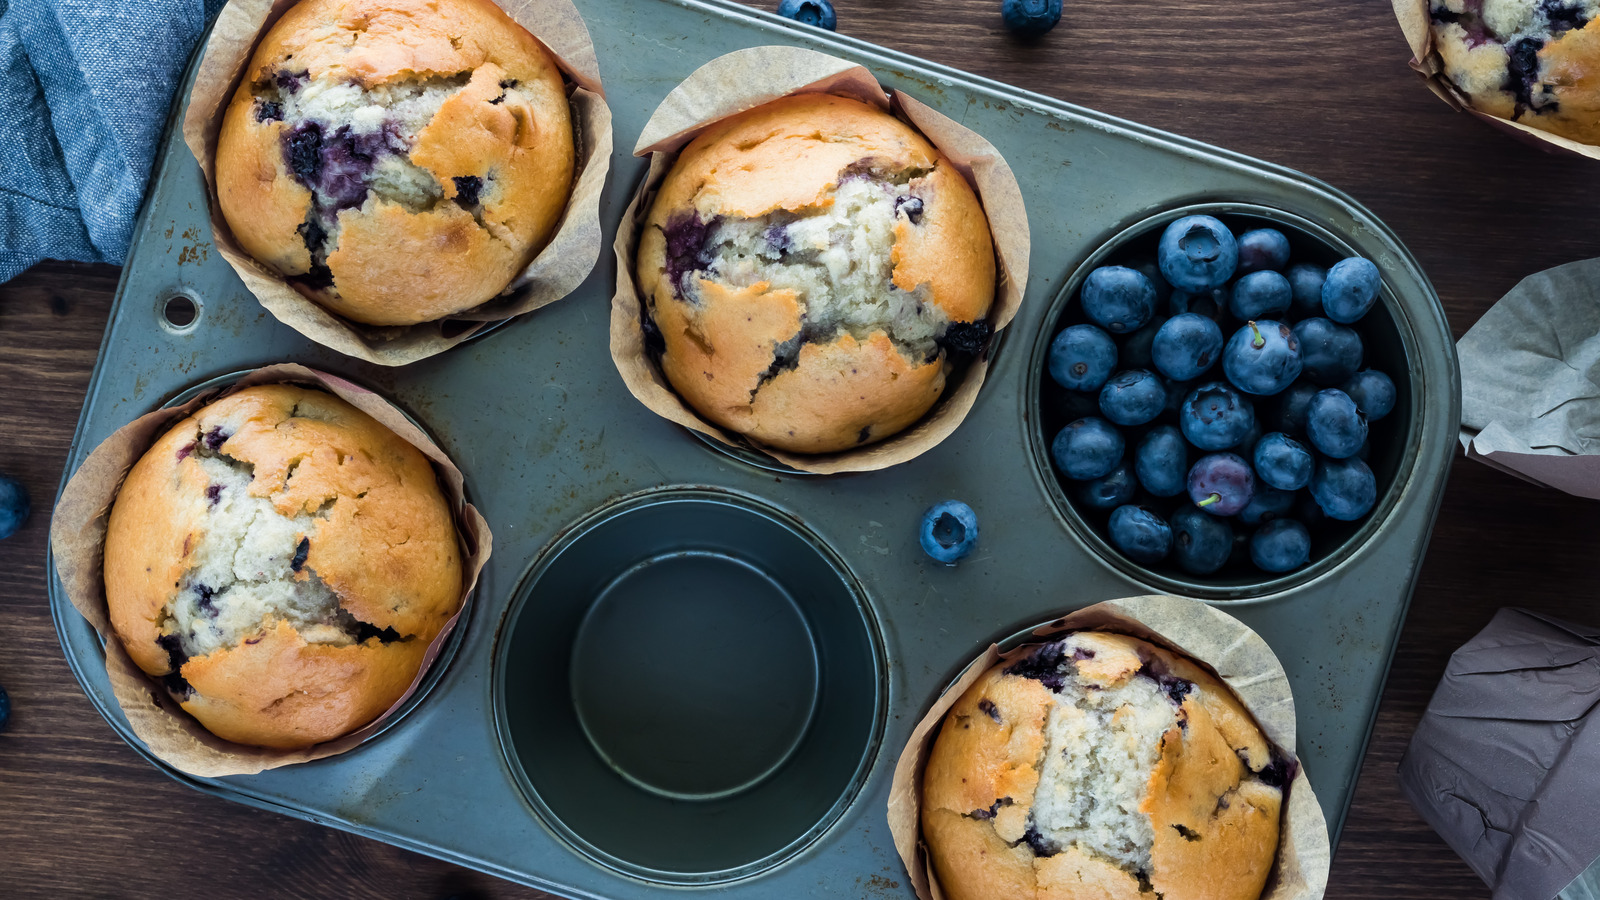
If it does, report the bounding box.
[1430,0,1600,145]
[922,631,1286,900]
[216,0,575,326]
[103,385,463,749]
[635,93,998,455]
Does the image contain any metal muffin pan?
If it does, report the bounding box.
[48,0,1460,897]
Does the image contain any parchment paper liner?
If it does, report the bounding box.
[48,364,493,777]
[609,45,1031,474]
[183,0,615,366]
[887,594,1332,900]
[1393,0,1600,160]
[1457,258,1600,498]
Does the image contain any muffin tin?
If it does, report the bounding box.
[48,0,1460,896]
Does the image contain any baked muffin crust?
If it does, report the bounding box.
[103,384,463,749]
[1430,0,1600,144]
[636,93,997,454]
[216,0,575,325]
[922,632,1285,900]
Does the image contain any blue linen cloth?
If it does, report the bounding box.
[0,0,226,282]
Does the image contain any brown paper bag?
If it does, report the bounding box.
[610,45,1031,475]
[48,364,493,777]
[886,594,1331,900]
[183,0,615,366]
[1393,0,1600,160]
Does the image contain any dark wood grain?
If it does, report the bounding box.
[4,0,1599,897]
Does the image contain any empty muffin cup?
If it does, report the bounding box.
[1028,203,1421,600]
[494,488,885,883]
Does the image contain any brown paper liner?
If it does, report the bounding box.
[183,0,615,366]
[1393,0,1600,160]
[609,45,1031,475]
[48,364,493,777]
[886,594,1332,900]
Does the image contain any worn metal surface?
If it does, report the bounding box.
[48,0,1460,896]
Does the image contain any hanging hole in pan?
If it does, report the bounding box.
[159,294,201,333]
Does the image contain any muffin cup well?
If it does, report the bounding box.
[886,595,1331,900]
[1393,0,1600,160]
[183,0,614,366]
[49,364,493,777]
[609,45,1030,474]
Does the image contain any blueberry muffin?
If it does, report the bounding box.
[216,0,575,326]
[922,632,1286,900]
[635,93,997,455]
[1430,0,1600,144]
[103,385,463,749]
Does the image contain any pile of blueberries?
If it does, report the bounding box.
[1045,215,1397,577]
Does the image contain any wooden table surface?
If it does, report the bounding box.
[4,0,1598,897]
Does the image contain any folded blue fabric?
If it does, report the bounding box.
[0,0,226,283]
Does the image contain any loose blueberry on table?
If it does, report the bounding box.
[1001,0,1063,37]
[776,0,837,30]
[920,500,980,564]
[1045,215,1396,577]
[0,683,9,733]
[0,473,28,541]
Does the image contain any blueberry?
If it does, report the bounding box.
[1049,389,1101,423]
[1311,457,1377,521]
[1286,263,1327,318]
[1170,285,1230,324]
[1251,519,1311,573]
[0,474,29,540]
[1235,228,1291,274]
[1272,379,1319,434]
[1238,484,1295,526]
[1135,425,1188,498]
[1151,313,1223,381]
[1291,318,1363,386]
[941,321,993,359]
[920,501,979,564]
[1081,266,1158,334]
[1119,319,1163,370]
[1322,257,1382,323]
[1341,369,1397,422]
[0,684,9,732]
[1077,460,1138,510]
[777,0,837,29]
[1108,505,1172,564]
[1188,452,1255,516]
[1133,261,1172,307]
[452,175,483,208]
[1001,0,1062,36]
[1099,369,1166,426]
[1048,324,1118,391]
[1306,389,1368,459]
[1223,320,1302,396]
[1161,378,1194,419]
[1294,491,1327,529]
[1228,418,1264,456]
[1228,270,1292,320]
[1052,418,1125,480]
[1170,506,1234,575]
[1254,433,1313,491]
[1180,382,1256,451]
[1158,216,1238,292]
